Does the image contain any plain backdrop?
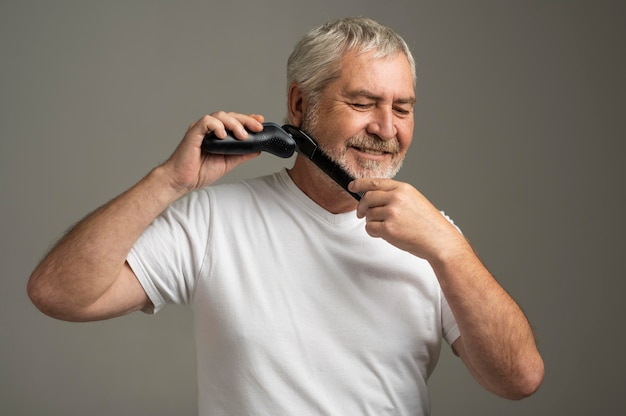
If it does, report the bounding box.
[2,0,625,414]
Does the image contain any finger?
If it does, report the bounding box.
[361,205,396,239]
[351,179,393,219]
[355,189,388,218]
[226,112,266,136]
[349,178,398,195]
[236,113,265,134]
[248,113,266,125]
[202,111,264,140]
[364,219,386,239]
[363,204,390,224]
[208,111,252,140]
[186,113,229,141]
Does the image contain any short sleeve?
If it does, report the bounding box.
[127,188,212,313]
[439,210,462,345]
[441,293,460,345]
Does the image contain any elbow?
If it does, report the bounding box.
[27,271,56,318]
[503,355,545,400]
[458,338,545,401]
[519,359,545,399]
[27,269,71,320]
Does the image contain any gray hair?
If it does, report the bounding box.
[287,17,416,109]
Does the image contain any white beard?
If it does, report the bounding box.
[301,109,404,179]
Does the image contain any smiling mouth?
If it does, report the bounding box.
[352,146,391,156]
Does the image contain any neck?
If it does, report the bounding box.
[287,156,358,214]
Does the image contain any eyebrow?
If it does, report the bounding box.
[344,89,416,105]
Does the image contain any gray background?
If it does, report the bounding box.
[2,0,624,414]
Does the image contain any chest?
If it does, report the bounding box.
[196,218,443,368]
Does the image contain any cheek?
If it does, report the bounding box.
[306,123,346,154]
[317,124,356,151]
[397,123,414,150]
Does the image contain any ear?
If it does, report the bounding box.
[288,82,305,128]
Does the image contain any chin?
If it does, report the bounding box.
[320,143,404,179]
[344,158,403,179]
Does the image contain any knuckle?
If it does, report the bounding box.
[364,222,380,237]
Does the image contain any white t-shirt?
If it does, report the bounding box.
[128,169,460,416]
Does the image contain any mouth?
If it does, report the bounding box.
[354,146,385,155]
[350,146,393,159]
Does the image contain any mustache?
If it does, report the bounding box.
[344,134,400,154]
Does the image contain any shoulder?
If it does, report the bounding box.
[211,171,285,198]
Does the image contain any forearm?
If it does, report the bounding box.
[27,112,265,321]
[348,178,544,397]
[431,244,544,399]
[28,166,185,316]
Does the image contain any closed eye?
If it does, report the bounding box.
[394,107,412,115]
[350,103,375,112]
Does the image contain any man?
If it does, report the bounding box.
[28,17,544,415]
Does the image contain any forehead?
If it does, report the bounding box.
[332,50,415,101]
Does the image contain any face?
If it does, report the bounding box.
[302,50,415,179]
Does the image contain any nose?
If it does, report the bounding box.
[366,106,397,140]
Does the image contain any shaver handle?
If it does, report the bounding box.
[201,122,296,159]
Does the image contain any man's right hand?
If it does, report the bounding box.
[161,111,265,195]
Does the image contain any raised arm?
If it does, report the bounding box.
[349,178,545,399]
[27,112,264,322]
